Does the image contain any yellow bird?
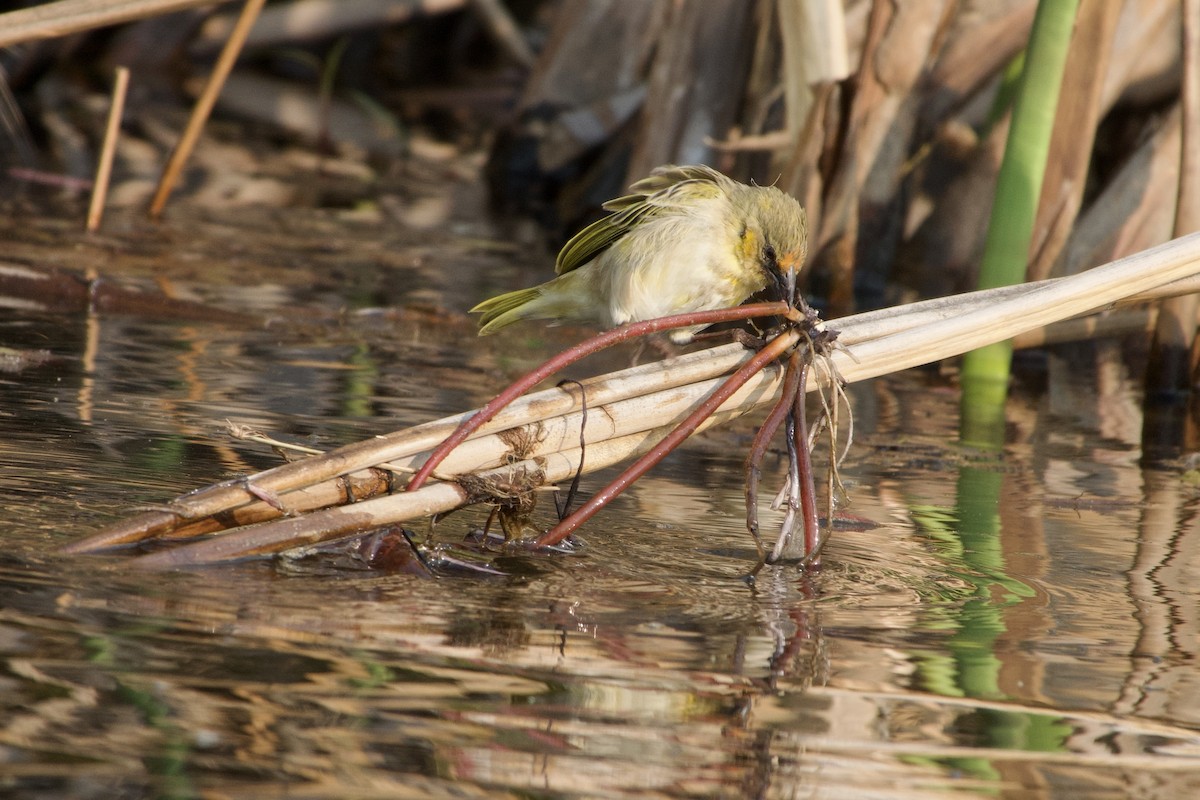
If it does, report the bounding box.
[471,164,808,344]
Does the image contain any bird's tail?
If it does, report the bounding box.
[470,287,544,335]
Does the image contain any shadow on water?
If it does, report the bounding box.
[3,208,1200,798]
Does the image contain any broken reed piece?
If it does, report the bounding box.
[127,402,766,570]
[130,314,823,570]
[127,297,826,570]
[64,233,1200,566]
[65,303,795,554]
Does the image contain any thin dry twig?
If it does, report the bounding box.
[0,0,234,49]
[148,0,267,218]
[468,0,535,68]
[745,349,805,560]
[86,65,129,233]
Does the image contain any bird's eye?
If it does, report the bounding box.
[762,244,777,265]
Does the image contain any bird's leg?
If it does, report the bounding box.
[630,335,683,366]
[683,322,761,346]
[731,327,770,351]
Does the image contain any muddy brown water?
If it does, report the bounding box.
[2,204,1199,799]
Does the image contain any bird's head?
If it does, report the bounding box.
[738,187,809,307]
[756,190,809,308]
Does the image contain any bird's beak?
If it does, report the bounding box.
[779,252,801,308]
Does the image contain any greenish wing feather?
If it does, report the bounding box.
[470,286,541,331]
[554,165,726,275]
[599,192,642,212]
[625,164,727,197]
[555,201,655,275]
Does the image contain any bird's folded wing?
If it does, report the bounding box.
[555,175,723,275]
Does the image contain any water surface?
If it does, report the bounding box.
[2,207,1198,799]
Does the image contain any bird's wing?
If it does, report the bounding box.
[617,164,729,200]
[554,165,727,275]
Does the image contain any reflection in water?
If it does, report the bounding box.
[1123,467,1200,733]
[3,212,1200,798]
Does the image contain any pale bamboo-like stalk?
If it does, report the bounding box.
[129,405,757,569]
[62,333,773,552]
[1012,307,1155,349]
[853,233,1200,380]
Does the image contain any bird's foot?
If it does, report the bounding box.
[731,328,769,351]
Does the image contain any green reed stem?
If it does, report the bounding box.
[960,0,1080,444]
